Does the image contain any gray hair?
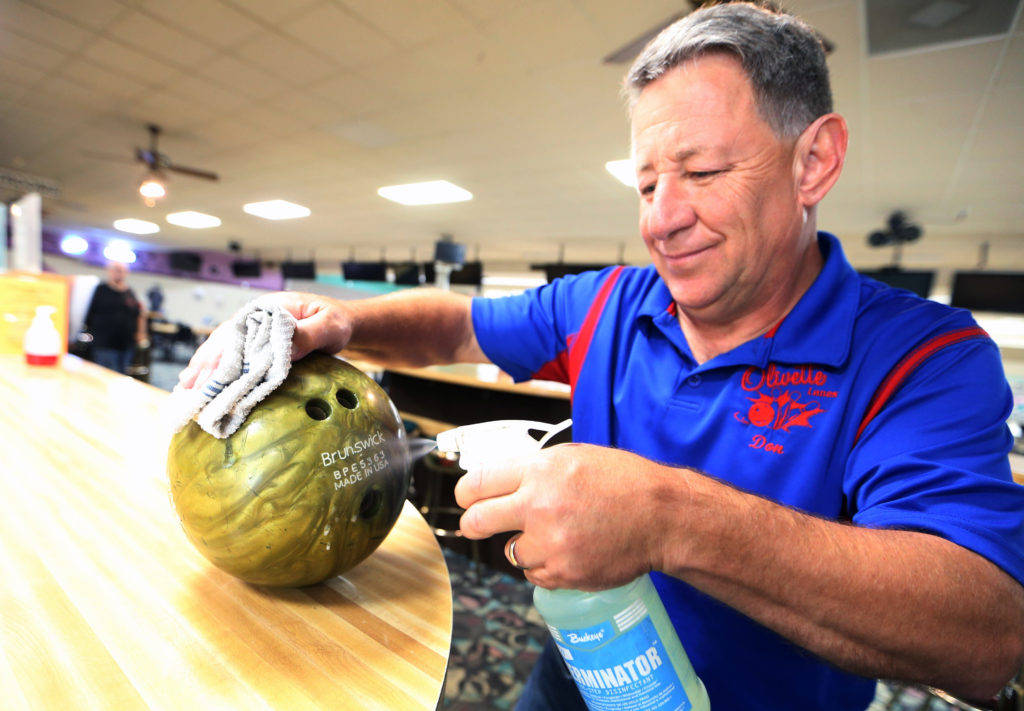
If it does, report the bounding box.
[624,2,833,138]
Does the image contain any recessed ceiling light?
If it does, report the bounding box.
[605,159,637,188]
[377,180,473,206]
[166,210,222,229]
[103,240,137,263]
[113,218,160,235]
[243,199,310,220]
[60,234,89,256]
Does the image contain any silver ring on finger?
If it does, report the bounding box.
[506,534,529,571]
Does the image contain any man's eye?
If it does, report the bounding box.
[689,170,722,179]
[639,183,655,196]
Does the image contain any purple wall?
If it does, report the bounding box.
[41,229,285,290]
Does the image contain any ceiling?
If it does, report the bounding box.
[1,0,1022,272]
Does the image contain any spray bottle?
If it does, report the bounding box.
[24,305,61,366]
[437,419,710,711]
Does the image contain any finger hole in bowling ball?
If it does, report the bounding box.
[336,388,358,409]
[305,398,331,420]
[359,488,383,519]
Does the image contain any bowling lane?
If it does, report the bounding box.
[0,354,452,711]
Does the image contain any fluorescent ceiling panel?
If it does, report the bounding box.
[166,210,222,229]
[377,180,472,206]
[243,199,311,220]
[605,159,637,188]
[113,218,159,235]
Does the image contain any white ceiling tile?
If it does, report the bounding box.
[0,27,72,72]
[105,11,220,69]
[162,74,252,116]
[970,86,1024,162]
[232,32,339,84]
[78,36,180,84]
[0,0,93,50]
[867,40,1004,102]
[60,59,150,101]
[281,2,395,67]
[995,34,1024,88]
[306,73,400,121]
[137,0,264,49]
[220,0,320,25]
[197,54,293,101]
[336,0,475,48]
[0,54,48,88]
[126,89,218,132]
[27,0,129,31]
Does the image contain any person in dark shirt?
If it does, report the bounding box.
[85,261,147,374]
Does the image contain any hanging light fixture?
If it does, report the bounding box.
[139,171,167,207]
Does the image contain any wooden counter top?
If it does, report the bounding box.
[0,355,452,710]
[351,360,570,400]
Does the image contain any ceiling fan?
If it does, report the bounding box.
[134,123,218,183]
[84,123,218,205]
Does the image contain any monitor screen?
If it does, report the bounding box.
[231,260,262,278]
[449,260,483,286]
[168,251,202,272]
[434,241,467,264]
[281,261,316,279]
[391,262,422,285]
[951,271,1024,314]
[342,261,388,282]
[857,268,935,298]
[535,263,616,282]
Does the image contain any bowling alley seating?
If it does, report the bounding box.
[414,448,483,578]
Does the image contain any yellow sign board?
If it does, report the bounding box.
[0,271,70,355]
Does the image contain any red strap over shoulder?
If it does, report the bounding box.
[567,266,625,391]
[854,326,989,443]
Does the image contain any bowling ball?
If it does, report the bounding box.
[167,352,411,586]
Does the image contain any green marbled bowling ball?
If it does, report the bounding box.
[167,352,411,586]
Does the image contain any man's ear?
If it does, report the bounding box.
[794,113,848,208]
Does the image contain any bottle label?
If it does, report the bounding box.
[550,599,692,711]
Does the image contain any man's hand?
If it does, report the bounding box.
[454,443,690,591]
[177,292,350,390]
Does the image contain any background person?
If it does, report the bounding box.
[179,3,1024,708]
[85,260,147,374]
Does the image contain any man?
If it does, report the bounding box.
[85,260,147,374]
[180,3,1024,708]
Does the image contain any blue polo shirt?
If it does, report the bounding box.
[471,233,1024,709]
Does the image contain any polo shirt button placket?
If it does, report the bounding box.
[687,374,702,387]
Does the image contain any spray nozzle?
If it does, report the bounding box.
[436,419,571,470]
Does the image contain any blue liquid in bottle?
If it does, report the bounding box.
[533,574,710,711]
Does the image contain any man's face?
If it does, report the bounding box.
[631,53,811,322]
[107,262,128,286]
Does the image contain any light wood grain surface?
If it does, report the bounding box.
[350,360,570,400]
[0,355,452,710]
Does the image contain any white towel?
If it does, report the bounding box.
[166,296,297,439]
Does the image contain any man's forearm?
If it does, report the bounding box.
[659,472,1024,699]
[340,288,487,367]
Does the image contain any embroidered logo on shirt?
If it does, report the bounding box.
[734,364,833,454]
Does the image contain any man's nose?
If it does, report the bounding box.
[644,177,697,241]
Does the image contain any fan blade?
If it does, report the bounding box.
[167,163,219,181]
